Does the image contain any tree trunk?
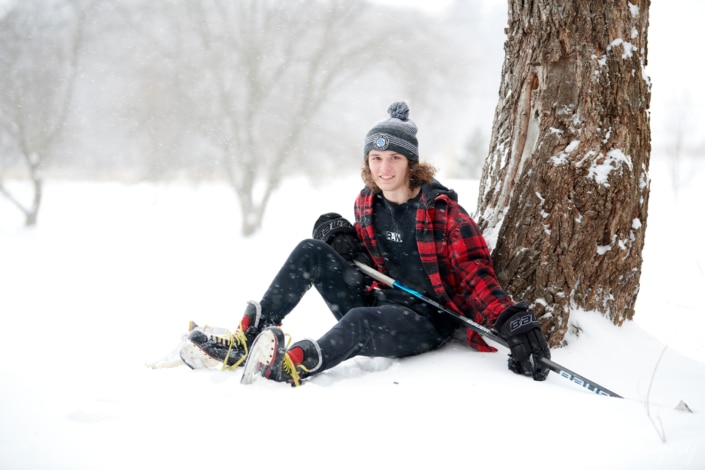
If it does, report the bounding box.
[477,0,651,347]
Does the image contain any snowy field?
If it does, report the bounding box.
[1,158,704,469]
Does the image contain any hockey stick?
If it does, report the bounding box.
[353,260,623,398]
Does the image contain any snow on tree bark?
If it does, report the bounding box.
[477,0,651,346]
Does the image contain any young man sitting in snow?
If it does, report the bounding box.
[180,101,551,386]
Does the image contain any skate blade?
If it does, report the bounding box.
[179,339,223,370]
[240,329,278,384]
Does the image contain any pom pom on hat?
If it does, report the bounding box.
[387,101,410,121]
[363,101,419,161]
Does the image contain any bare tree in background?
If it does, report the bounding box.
[663,91,701,199]
[180,0,446,235]
[93,0,449,235]
[477,1,651,346]
[0,0,484,233]
[0,1,90,226]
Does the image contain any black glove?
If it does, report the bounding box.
[312,213,371,264]
[492,301,551,381]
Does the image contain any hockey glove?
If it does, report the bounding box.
[312,213,371,265]
[492,302,551,381]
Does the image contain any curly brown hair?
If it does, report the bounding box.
[361,155,437,193]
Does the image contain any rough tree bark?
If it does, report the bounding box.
[476,1,651,346]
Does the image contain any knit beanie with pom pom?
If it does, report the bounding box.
[363,101,419,162]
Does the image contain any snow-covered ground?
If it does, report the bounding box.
[1,158,704,469]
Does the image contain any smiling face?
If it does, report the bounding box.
[366,150,413,203]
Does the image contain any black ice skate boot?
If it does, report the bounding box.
[240,327,322,387]
[180,301,263,370]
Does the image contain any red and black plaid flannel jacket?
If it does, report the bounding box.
[354,180,514,351]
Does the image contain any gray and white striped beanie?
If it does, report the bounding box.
[363,101,419,162]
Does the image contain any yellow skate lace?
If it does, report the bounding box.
[281,334,311,387]
[187,321,249,371]
[216,327,249,371]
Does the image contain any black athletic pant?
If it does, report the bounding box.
[258,239,451,373]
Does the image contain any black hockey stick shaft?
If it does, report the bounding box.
[353,261,623,398]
